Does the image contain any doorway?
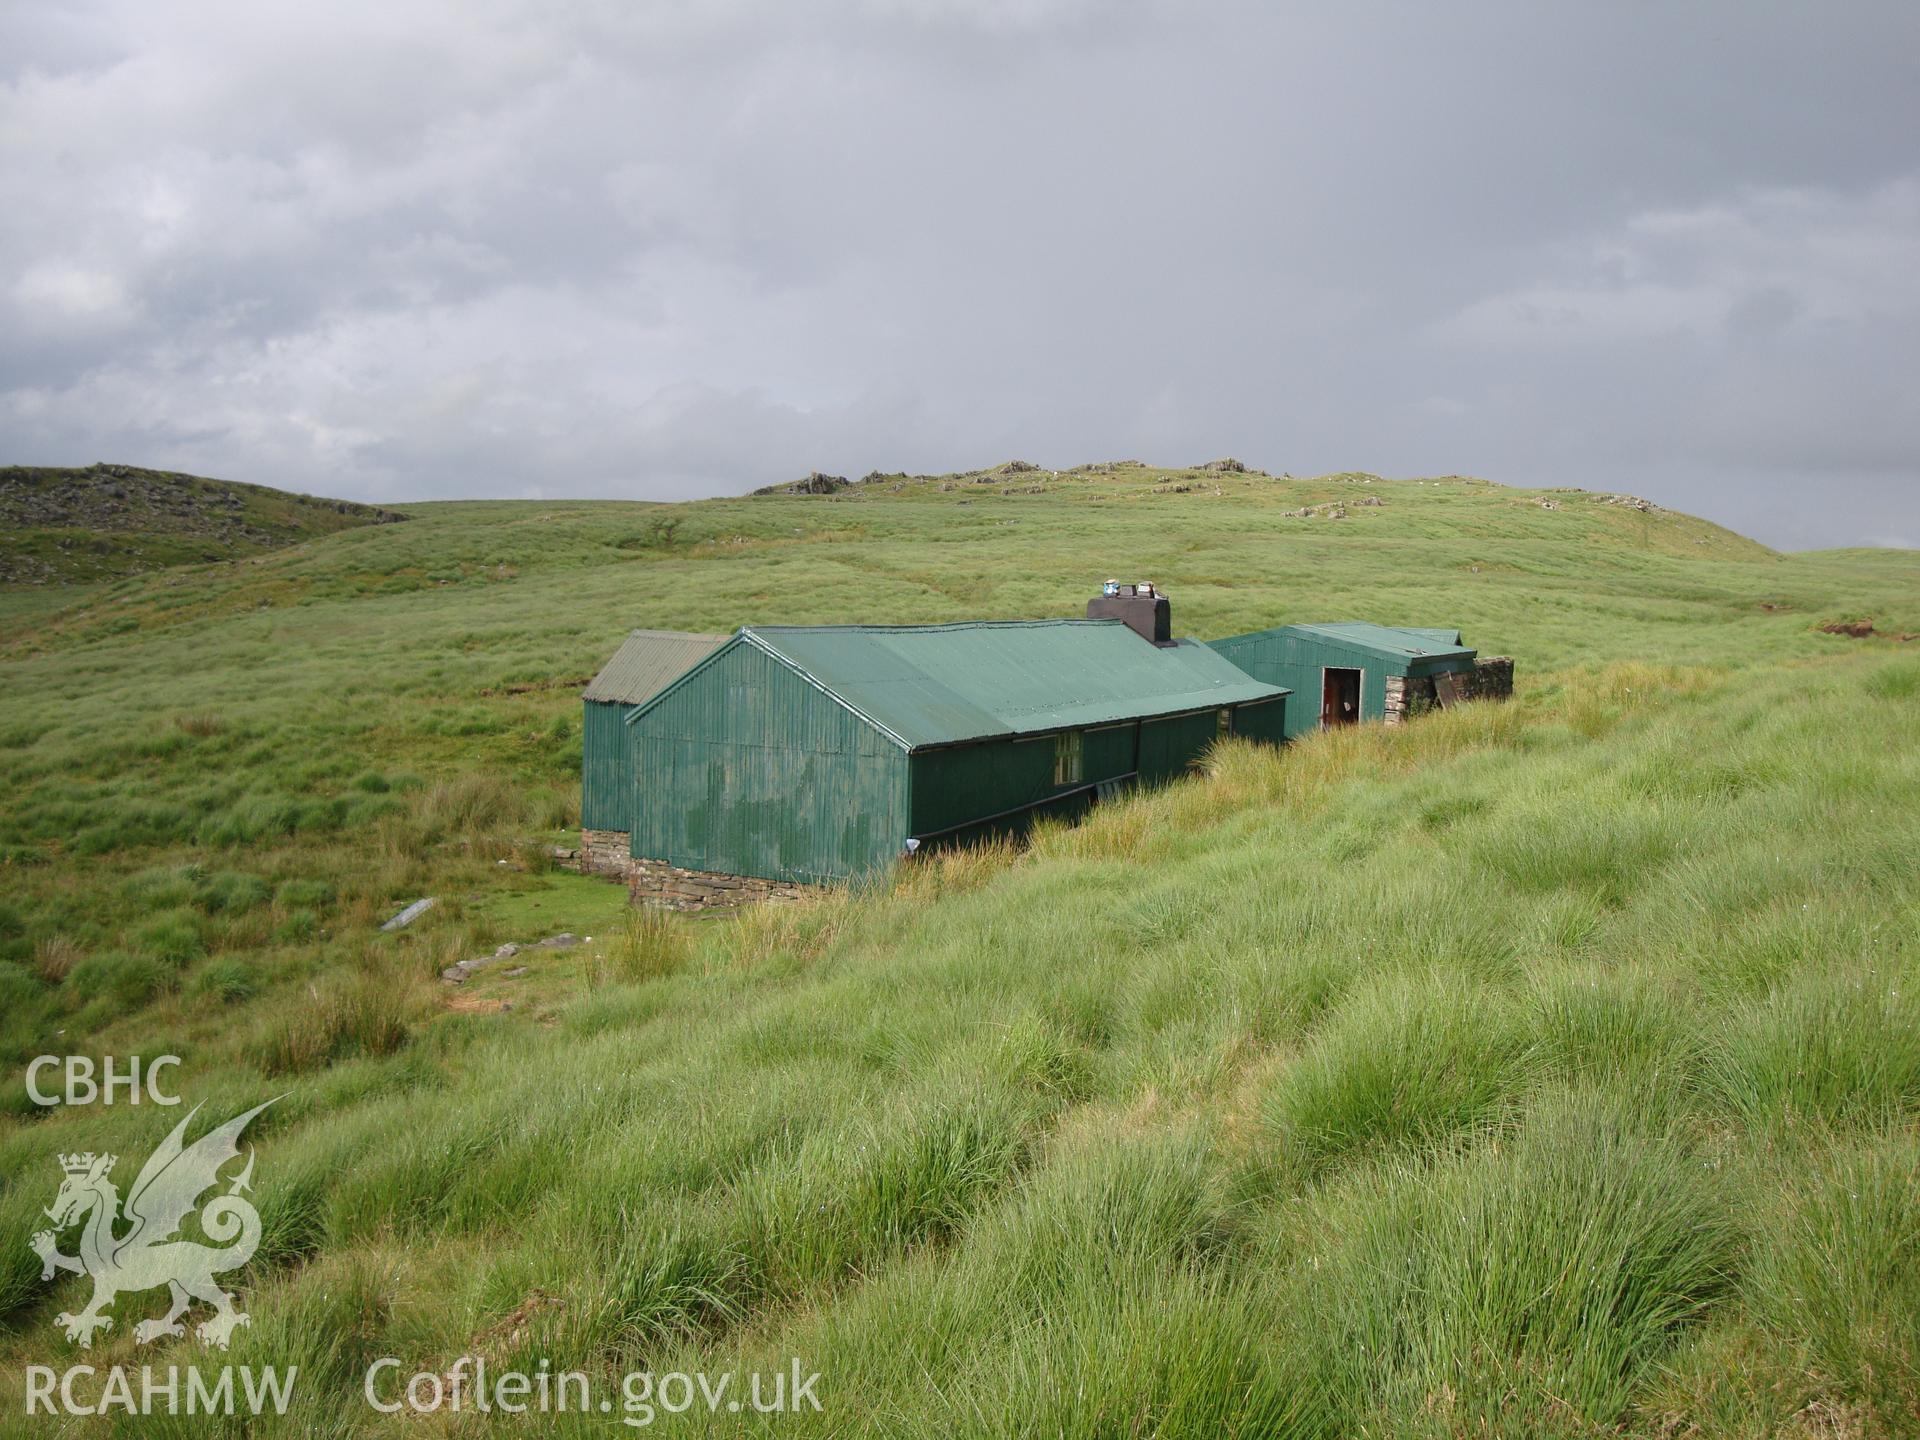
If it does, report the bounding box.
[1322,668,1361,727]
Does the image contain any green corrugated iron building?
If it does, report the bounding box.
[1206,622,1487,738]
[580,629,727,872]
[623,620,1290,885]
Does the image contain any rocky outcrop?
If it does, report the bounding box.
[1281,503,1349,519]
[754,471,848,496]
[2,463,406,533]
[0,462,407,583]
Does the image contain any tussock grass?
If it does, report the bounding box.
[731,1084,1034,1300]
[1748,1132,1920,1424]
[1864,658,1920,700]
[410,772,529,836]
[594,1212,750,1351]
[1470,799,1684,905]
[30,932,80,984]
[1704,974,1920,1133]
[191,955,261,1002]
[886,834,1022,903]
[1528,964,1700,1110]
[715,891,854,973]
[1263,971,1536,1178]
[248,970,417,1075]
[1,479,1917,1433]
[66,948,170,1008]
[588,906,690,985]
[1282,1094,1740,1434]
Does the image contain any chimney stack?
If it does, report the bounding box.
[1087,579,1172,645]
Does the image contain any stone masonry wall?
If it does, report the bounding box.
[1384,657,1515,725]
[1464,656,1515,701]
[627,858,813,912]
[580,829,813,910]
[1383,674,1433,725]
[580,828,633,878]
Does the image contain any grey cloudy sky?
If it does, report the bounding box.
[3,1,1917,548]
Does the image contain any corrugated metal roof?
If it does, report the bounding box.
[636,620,1288,751]
[1282,622,1476,662]
[1397,626,1465,649]
[583,629,729,704]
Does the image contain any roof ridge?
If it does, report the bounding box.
[736,621,1288,750]
[747,618,1117,635]
[1273,620,1475,657]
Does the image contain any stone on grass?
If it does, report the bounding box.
[381,897,436,932]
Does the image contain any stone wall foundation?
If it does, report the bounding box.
[581,830,815,910]
[580,828,634,877]
[627,857,813,912]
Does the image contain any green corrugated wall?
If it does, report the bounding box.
[1231,695,1289,744]
[628,643,910,883]
[581,699,633,831]
[627,643,1291,882]
[909,722,1137,837]
[1208,632,1468,738]
[1138,710,1219,781]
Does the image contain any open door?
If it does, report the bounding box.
[1322,667,1361,727]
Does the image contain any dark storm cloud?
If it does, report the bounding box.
[3,0,1916,547]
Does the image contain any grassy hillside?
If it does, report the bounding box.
[1,464,1917,1436]
[0,462,407,586]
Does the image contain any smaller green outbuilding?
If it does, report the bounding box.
[622,619,1290,886]
[580,629,728,873]
[1207,622,1506,738]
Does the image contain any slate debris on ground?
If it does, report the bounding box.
[380,897,436,931]
[441,933,584,984]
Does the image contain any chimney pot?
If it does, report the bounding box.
[1086,581,1172,644]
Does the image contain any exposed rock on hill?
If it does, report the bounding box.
[754,471,848,496]
[0,462,407,585]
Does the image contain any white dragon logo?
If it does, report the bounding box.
[29,1099,274,1350]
